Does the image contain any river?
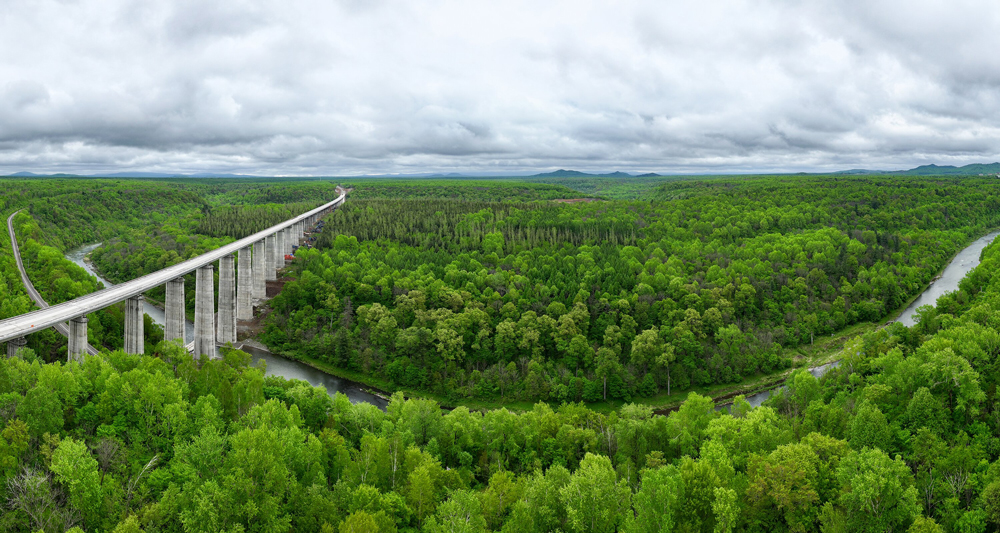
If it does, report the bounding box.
[65,243,388,409]
[736,229,1000,409]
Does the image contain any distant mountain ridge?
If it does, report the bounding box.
[531,169,660,178]
[6,163,999,179]
[895,163,1000,175]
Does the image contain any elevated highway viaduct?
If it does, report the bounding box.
[1,188,345,359]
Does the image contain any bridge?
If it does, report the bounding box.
[1,188,345,359]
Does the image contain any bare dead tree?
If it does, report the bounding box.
[6,467,79,533]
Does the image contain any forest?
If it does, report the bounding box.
[0,196,999,531]
[261,176,1000,405]
[4,175,1000,531]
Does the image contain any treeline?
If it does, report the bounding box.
[262,176,1000,403]
[340,180,583,202]
[196,201,321,239]
[5,233,1000,531]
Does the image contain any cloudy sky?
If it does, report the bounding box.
[2,0,999,176]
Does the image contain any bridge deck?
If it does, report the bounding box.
[0,189,344,344]
[6,210,99,355]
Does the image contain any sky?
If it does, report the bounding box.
[2,0,1000,176]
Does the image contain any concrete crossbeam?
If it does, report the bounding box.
[165,277,185,344]
[194,264,215,358]
[124,295,144,354]
[218,254,236,345]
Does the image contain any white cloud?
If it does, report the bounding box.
[1,0,1000,175]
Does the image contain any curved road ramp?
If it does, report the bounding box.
[1,188,345,360]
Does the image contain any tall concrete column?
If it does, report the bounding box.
[6,336,26,357]
[237,246,253,321]
[124,295,144,355]
[68,316,88,361]
[217,254,236,345]
[194,264,215,358]
[265,234,277,281]
[252,239,266,299]
[165,277,185,344]
[284,227,294,254]
[275,231,285,272]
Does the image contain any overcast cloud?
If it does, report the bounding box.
[2,0,1000,175]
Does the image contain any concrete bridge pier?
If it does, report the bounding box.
[165,277,185,344]
[252,239,266,299]
[275,231,285,272]
[237,247,253,320]
[6,336,26,357]
[265,234,277,281]
[218,254,236,345]
[194,264,215,358]
[68,316,88,361]
[285,227,294,255]
[124,295,144,354]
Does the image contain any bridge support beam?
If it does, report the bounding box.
[265,234,277,281]
[237,247,253,320]
[6,336,26,357]
[286,227,294,254]
[194,264,215,358]
[124,295,144,355]
[218,254,236,345]
[68,316,88,361]
[252,239,266,299]
[166,277,185,344]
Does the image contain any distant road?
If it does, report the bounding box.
[6,210,98,355]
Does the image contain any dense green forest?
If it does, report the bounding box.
[261,177,1000,405]
[3,218,1000,531]
[5,175,1000,531]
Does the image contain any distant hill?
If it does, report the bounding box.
[896,163,1000,176]
[532,169,653,178]
[533,169,596,177]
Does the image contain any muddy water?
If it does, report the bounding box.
[65,243,386,408]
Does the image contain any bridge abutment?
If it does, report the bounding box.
[166,277,185,344]
[124,295,144,354]
[194,264,215,358]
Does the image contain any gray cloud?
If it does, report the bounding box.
[2,0,1000,175]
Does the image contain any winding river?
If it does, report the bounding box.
[737,229,1000,408]
[65,243,387,409]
